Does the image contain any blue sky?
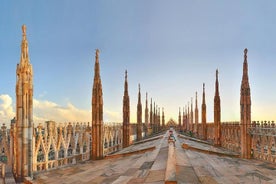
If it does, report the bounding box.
[1,1,276,125]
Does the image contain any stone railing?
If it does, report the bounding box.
[33,121,129,172]
[248,121,276,136]
[0,124,11,166]
[206,123,214,142]
[181,120,276,164]
[3,120,162,174]
[221,122,240,153]
[249,121,276,163]
[33,121,91,172]
[197,124,203,138]
[103,122,123,155]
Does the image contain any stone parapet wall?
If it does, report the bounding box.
[197,124,202,138]
[103,123,122,155]
[221,122,240,153]
[0,124,11,166]
[249,121,276,163]
[32,121,91,172]
[206,123,214,142]
[191,120,276,163]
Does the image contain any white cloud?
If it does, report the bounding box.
[0,94,15,124]
[33,99,91,124]
[0,94,122,126]
[33,99,122,125]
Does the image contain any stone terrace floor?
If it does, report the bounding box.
[32,131,276,184]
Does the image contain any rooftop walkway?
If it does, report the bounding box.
[32,130,276,184]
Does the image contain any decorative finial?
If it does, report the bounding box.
[244,48,248,62]
[244,48,248,55]
[96,49,100,56]
[203,83,205,90]
[216,69,218,79]
[139,83,140,91]
[146,92,148,99]
[125,70,127,79]
[22,25,26,35]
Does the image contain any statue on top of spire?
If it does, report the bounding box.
[22,25,26,35]
[96,49,100,57]
[244,48,248,56]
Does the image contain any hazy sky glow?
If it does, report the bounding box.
[1,1,276,125]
